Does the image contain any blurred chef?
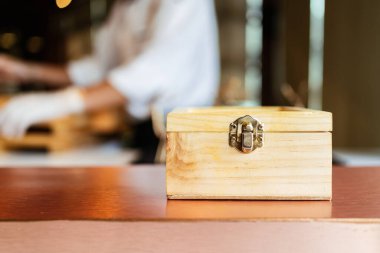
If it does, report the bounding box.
[0,0,219,162]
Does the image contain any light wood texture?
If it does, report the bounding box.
[0,116,94,152]
[167,106,332,132]
[0,165,379,220]
[166,106,332,200]
[87,108,126,135]
[167,132,332,199]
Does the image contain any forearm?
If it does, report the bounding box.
[27,62,72,88]
[81,81,126,112]
[0,80,126,138]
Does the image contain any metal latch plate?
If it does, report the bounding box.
[229,115,264,153]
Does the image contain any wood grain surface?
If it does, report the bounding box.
[167,132,332,200]
[0,165,378,221]
[0,116,93,152]
[167,106,332,132]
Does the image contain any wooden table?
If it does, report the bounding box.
[0,165,379,253]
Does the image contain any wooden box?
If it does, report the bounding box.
[166,107,332,200]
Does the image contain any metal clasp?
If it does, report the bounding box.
[229,115,264,153]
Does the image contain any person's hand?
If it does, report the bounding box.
[0,88,85,138]
[0,54,31,83]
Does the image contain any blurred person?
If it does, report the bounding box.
[0,0,219,163]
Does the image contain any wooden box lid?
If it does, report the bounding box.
[167,106,332,132]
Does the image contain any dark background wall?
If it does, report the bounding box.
[323,0,380,147]
[0,0,111,63]
[262,0,310,106]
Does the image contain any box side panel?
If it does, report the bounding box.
[166,132,332,200]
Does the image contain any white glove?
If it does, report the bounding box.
[0,88,85,138]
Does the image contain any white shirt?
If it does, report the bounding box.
[67,0,220,120]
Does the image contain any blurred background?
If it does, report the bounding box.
[0,0,378,165]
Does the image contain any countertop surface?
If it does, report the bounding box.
[0,165,379,221]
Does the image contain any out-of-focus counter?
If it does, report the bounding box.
[0,141,137,167]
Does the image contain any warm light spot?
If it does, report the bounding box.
[0,33,17,49]
[56,0,72,9]
[27,36,44,53]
